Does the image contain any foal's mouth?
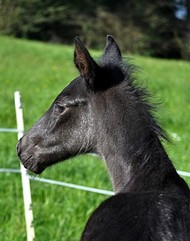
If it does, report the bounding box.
[19,155,45,174]
[17,140,46,174]
[17,151,45,174]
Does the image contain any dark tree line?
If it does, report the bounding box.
[0,0,190,60]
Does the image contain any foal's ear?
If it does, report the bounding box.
[102,35,122,63]
[74,37,99,84]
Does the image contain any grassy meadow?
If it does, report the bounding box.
[0,35,190,241]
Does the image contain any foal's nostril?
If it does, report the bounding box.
[16,141,22,157]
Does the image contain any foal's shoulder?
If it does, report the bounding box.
[95,192,190,230]
[81,192,190,241]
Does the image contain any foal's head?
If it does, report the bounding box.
[17,36,163,175]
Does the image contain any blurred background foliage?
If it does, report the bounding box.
[0,0,190,59]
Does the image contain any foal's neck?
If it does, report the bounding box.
[95,82,189,196]
[101,129,189,196]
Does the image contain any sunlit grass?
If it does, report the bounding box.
[0,35,190,240]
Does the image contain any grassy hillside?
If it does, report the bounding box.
[0,36,190,241]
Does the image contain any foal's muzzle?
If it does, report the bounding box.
[16,137,45,174]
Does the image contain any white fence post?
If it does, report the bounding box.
[14,91,35,241]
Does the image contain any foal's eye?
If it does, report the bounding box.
[55,103,66,113]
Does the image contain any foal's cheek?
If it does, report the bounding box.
[58,128,83,156]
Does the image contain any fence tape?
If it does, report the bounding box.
[1,167,190,195]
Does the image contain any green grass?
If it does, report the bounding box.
[0,35,190,241]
